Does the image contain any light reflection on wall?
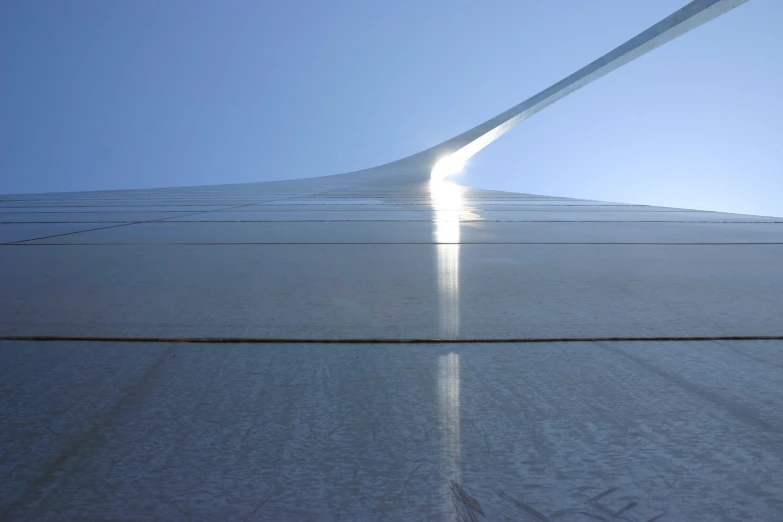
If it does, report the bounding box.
[431,177,464,517]
[437,352,461,518]
[430,178,462,338]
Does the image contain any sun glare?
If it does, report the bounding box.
[431,154,466,181]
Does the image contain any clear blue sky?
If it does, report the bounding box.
[2,0,781,216]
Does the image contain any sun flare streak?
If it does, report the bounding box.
[431,178,462,338]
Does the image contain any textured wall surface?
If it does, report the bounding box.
[2,170,783,521]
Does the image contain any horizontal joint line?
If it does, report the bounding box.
[2,335,782,344]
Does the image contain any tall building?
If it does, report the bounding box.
[2,0,781,520]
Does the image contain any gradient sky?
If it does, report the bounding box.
[2,0,781,216]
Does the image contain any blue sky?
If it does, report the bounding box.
[2,0,781,216]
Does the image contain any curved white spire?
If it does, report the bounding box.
[361,0,750,181]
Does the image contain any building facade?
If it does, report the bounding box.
[3,1,782,520]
